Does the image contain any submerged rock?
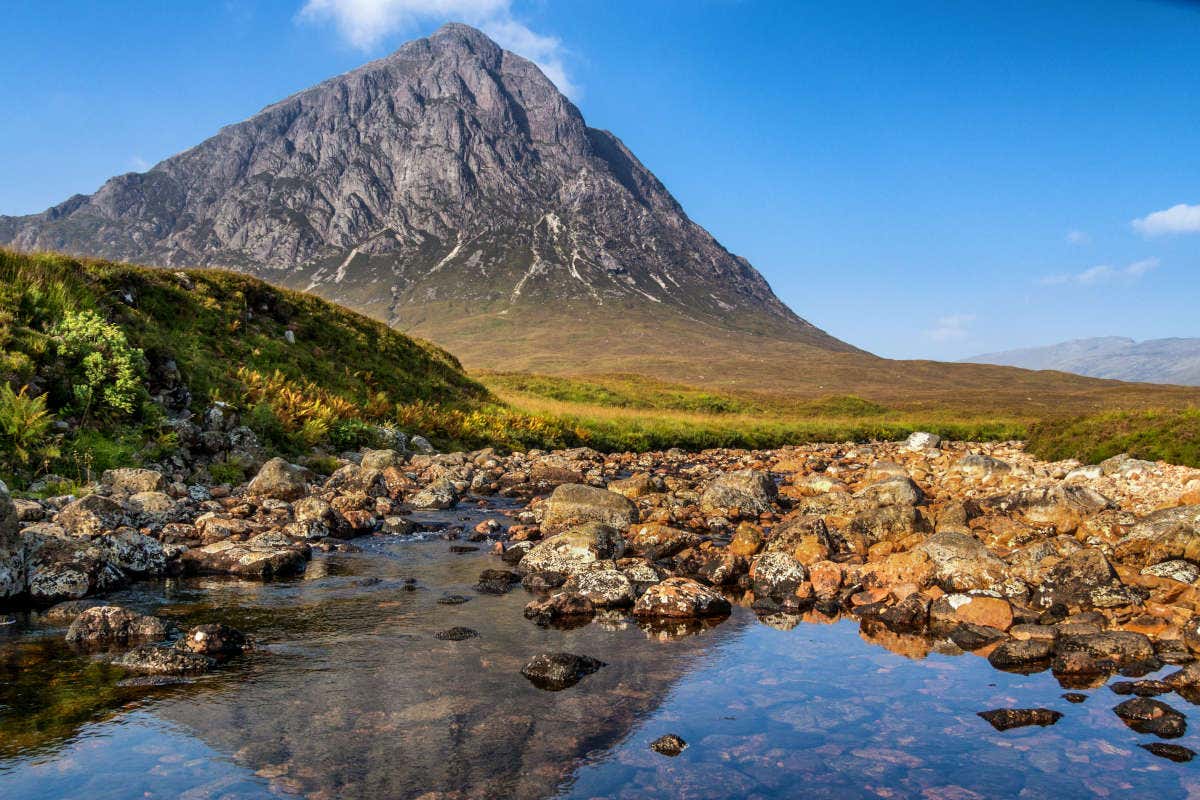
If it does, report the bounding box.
[650,733,688,756]
[1114,697,1187,738]
[177,623,247,657]
[520,652,605,691]
[977,708,1063,731]
[114,644,216,675]
[1140,742,1196,762]
[65,605,172,646]
[435,626,479,641]
[523,592,595,626]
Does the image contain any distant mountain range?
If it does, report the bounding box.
[965,337,1200,386]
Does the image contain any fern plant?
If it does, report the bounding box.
[0,383,60,471]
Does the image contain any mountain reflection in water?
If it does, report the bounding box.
[3,521,1200,799]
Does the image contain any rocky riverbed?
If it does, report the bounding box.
[5,434,1200,798]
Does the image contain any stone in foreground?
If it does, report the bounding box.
[977,708,1063,731]
[633,577,732,619]
[650,734,688,756]
[521,652,605,691]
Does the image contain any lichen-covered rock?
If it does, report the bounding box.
[748,551,809,611]
[22,525,123,603]
[56,494,127,537]
[1032,548,1145,611]
[246,457,308,501]
[626,524,700,559]
[176,623,247,657]
[519,522,625,576]
[523,592,595,626]
[540,484,637,533]
[954,453,1011,480]
[99,529,167,576]
[1052,631,1160,676]
[409,477,460,510]
[699,470,777,517]
[101,468,166,494]
[182,532,310,579]
[562,567,636,608]
[855,476,924,507]
[1114,506,1200,566]
[66,605,171,645]
[360,449,406,471]
[114,644,215,675]
[125,491,178,522]
[919,531,1006,591]
[0,480,21,599]
[633,577,731,618]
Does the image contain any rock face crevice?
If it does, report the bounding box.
[1,23,853,354]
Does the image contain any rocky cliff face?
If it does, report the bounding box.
[1,23,852,357]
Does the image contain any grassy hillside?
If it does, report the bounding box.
[1026,408,1200,467]
[0,249,551,484]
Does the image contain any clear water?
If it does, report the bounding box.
[2,500,1198,799]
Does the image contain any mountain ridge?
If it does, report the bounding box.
[965,336,1200,387]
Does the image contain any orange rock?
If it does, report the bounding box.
[809,560,843,600]
[868,541,895,560]
[728,523,764,557]
[955,596,1014,631]
[792,536,829,566]
[862,550,935,590]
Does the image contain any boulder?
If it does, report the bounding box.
[523,593,595,626]
[182,532,310,579]
[919,531,1006,591]
[1114,506,1200,566]
[540,484,637,533]
[1114,697,1187,739]
[23,525,123,603]
[519,522,625,576]
[114,644,215,675]
[954,453,1011,480]
[1052,631,1160,676]
[57,494,127,537]
[0,480,21,598]
[626,524,701,559]
[65,605,171,645]
[989,638,1055,669]
[700,470,777,517]
[125,491,178,522]
[562,567,636,608]
[854,477,924,507]
[101,468,165,494]
[98,529,167,576]
[521,652,605,691]
[360,449,406,471]
[633,577,731,618]
[246,457,308,501]
[905,431,941,451]
[977,708,1062,731]
[1032,548,1145,610]
[1142,560,1200,584]
[475,568,521,594]
[176,623,246,657]
[748,551,809,611]
[409,477,460,510]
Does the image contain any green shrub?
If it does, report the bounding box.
[208,459,247,485]
[51,310,145,418]
[0,384,60,476]
[1027,408,1200,468]
[328,418,384,451]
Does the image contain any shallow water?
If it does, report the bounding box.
[3,500,1199,799]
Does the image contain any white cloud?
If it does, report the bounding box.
[925,313,975,342]
[1039,257,1159,286]
[1132,203,1200,236]
[297,0,578,97]
[1065,229,1090,245]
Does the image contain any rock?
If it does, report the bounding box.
[1110,680,1172,697]
[435,626,479,641]
[523,592,595,626]
[1164,663,1200,689]
[437,594,470,605]
[607,473,658,499]
[1142,559,1200,584]
[360,449,406,471]
[878,593,931,632]
[919,531,1006,591]
[728,523,764,557]
[1032,549,1143,610]
[181,532,310,579]
[562,568,636,608]
[1114,697,1187,738]
[22,526,123,603]
[699,469,777,517]
[748,551,809,612]
[520,652,605,691]
[113,644,216,675]
[540,484,637,533]
[65,605,171,645]
[1000,485,1114,533]
[410,477,460,510]
[989,638,1054,669]
[977,708,1063,731]
[475,568,521,594]
[650,734,688,756]
[176,623,246,657]
[633,577,731,619]
[855,476,924,507]
[950,623,1007,650]
[519,522,625,576]
[954,453,1011,480]
[0,480,21,598]
[125,491,177,521]
[1053,631,1160,676]
[39,598,103,623]
[1115,506,1200,566]
[101,468,165,494]
[952,596,1014,631]
[1140,743,1196,762]
[56,494,127,537]
[246,457,308,501]
[11,497,44,522]
[905,431,941,451]
[626,523,701,560]
[98,529,167,576]
[409,435,434,455]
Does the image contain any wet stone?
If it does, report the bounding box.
[977,708,1063,731]
[1062,693,1089,703]
[113,644,217,675]
[1114,697,1188,739]
[520,652,605,691]
[989,638,1054,670]
[437,594,470,605]
[449,545,480,553]
[650,733,688,757]
[435,627,479,641]
[475,569,521,594]
[949,623,1007,651]
[1111,680,1173,697]
[1141,743,1196,762]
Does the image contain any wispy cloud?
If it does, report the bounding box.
[1065,229,1090,245]
[925,313,975,342]
[1132,203,1200,237]
[129,155,150,172]
[297,0,578,97]
[1039,257,1159,286]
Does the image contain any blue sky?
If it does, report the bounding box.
[2,0,1197,360]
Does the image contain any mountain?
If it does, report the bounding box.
[965,337,1200,386]
[0,22,852,369]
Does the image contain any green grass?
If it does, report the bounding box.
[480,371,758,414]
[1026,407,1200,468]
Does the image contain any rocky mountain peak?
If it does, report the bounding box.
[0,23,856,363]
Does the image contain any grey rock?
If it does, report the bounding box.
[246,458,308,501]
[541,483,637,533]
[520,652,605,691]
[699,470,778,517]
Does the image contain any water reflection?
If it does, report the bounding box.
[3,507,1200,798]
